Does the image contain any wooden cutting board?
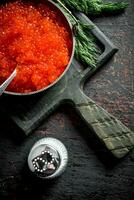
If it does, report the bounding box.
[0,13,133,159]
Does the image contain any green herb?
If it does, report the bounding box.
[60,0,128,15]
[56,0,128,68]
[74,23,99,68]
[101,2,128,14]
[59,4,100,68]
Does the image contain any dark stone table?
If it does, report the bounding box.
[0,0,134,199]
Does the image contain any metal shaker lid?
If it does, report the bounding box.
[28,137,68,179]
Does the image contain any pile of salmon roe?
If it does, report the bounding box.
[0,0,72,93]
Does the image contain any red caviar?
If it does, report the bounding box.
[0,1,72,93]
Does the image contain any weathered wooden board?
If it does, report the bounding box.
[0,12,133,159]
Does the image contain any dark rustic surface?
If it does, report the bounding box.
[0,0,134,199]
[0,8,133,159]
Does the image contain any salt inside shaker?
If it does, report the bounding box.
[28,137,68,179]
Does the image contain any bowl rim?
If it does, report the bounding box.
[4,0,75,96]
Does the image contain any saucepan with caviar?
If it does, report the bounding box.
[0,0,75,95]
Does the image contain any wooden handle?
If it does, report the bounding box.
[72,89,134,158]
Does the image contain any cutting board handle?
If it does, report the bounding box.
[72,88,134,158]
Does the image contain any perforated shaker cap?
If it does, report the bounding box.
[28,137,68,179]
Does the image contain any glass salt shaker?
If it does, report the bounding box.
[28,137,68,179]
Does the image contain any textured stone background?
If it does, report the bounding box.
[0,0,134,199]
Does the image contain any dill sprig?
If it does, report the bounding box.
[74,23,99,68]
[101,2,128,14]
[58,4,100,68]
[56,0,128,68]
[60,0,128,15]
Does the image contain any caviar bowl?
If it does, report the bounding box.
[0,0,75,96]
